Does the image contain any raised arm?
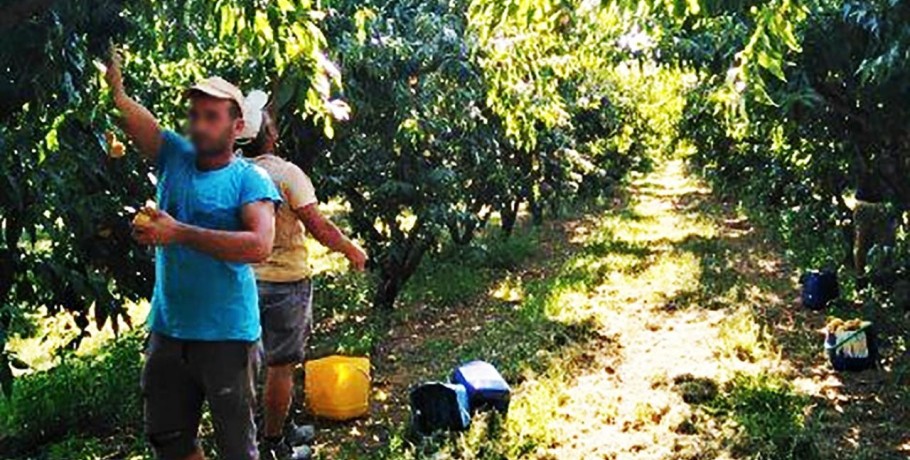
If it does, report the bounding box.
[105,50,162,159]
[296,203,367,271]
[133,201,276,263]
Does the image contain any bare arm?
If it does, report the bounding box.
[106,50,162,159]
[296,203,367,271]
[134,201,276,263]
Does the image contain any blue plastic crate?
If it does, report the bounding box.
[452,360,510,413]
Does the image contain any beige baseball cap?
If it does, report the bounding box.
[185,76,245,116]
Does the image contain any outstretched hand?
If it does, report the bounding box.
[105,47,124,94]
[346,245,368,272]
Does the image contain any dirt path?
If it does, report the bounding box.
[314,159,909,460]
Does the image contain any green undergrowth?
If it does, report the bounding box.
[0,333,145,458]
[708,374,819,460]
[401,231,540,308]
[309,226,545,360]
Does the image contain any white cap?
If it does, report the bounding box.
[238,90,269,140]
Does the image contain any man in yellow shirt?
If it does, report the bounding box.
[239,99,367,460]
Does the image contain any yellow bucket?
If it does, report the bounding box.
[304,355,371,421]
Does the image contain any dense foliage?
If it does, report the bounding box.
[675,0,910,281]
[1,0,659,366]
[0,0,337,394]
[4,1,910,454]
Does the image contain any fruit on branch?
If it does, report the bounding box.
[105,131,126,158]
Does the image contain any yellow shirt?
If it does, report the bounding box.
[251,154,318,282]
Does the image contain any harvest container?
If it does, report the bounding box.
[409,382,471,434]
[801,270,839,311]
[452,360,510,413]
[304,355,371,421]
[825,321,877,371]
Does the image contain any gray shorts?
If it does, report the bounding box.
[257,279,313,366]
[142,333,258,460]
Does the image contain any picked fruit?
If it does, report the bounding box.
[826,318,843,334]
[826,317,865,334]
[132,200,157,226]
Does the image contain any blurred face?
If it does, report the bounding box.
[187,94,244,157]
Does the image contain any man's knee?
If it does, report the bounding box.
[148,429,199,460]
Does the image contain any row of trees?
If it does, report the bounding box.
[0,0,820,392]
[671,0,910,278]
[0,0,661,393]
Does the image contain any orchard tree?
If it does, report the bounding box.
[674,0,910,267]
[0,0,139,396]
[307,0,495,309]
[0,0,336,393]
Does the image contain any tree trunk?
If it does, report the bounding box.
[373,219,432,310]
[530,192,544,226]
[0,215,23,397]
[500,198,520,238]
[447,218,477,245]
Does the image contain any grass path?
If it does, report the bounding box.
[315,159,908,459]
[509,159,786,459]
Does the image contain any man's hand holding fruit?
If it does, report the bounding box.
[132,202,181,246]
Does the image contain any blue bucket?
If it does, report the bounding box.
[801,270,839,311]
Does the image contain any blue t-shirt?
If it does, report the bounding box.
[148,130,281,341]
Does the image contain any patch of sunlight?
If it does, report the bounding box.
[307,198,366,275]
[715,306,782,374]
[575,251,642,277]
[546,288,591,323]
[76,300,149,355]
[742,283,782,304]
[568,221,594,245]
[489,275,525,303]
[791,373,842,398]
[640,250,701,297]
[589,251,702,314]
[306,236,349,274]
[8,300,150,375]
[500,346,590,455]
[544,248,699,326]
[597,207,715,247]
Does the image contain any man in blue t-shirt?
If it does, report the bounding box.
[107,53,280,460]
